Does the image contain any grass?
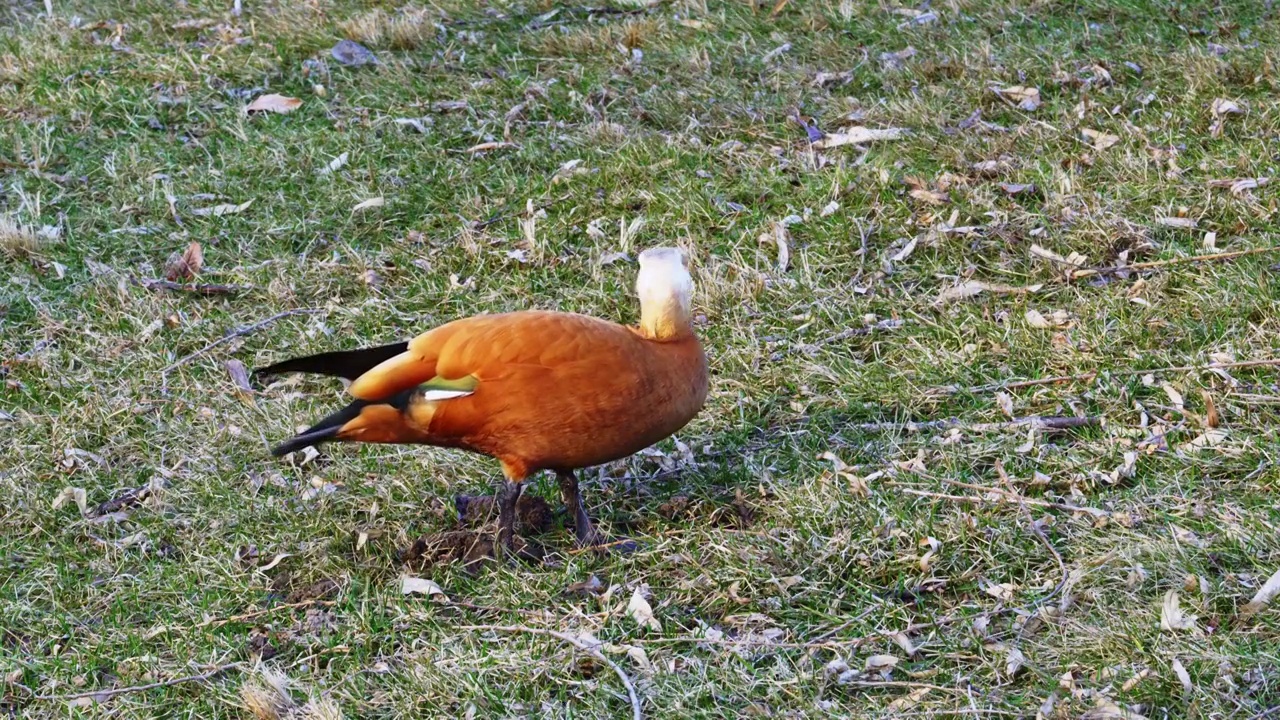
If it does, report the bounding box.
[2,0,1280,716]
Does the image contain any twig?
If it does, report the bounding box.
[890,485,1109,518]
[994,461,1070,624]
[952,358,1280,395]
[132,276,254,296]
[769,319,904,361]
[847,415,1099,434]
[930,477,1109,517]
[192,599,337,629]
[459,624,642,720]
[1246,706,1280,720]
[1070,246,1280,281]
[161,308,323,375]
[17,662,241,702]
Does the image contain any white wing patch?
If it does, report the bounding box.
[421,389,474,402]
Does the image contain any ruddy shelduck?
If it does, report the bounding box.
[254,247,709,555]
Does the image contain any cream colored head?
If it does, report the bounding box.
[636,247,694,340]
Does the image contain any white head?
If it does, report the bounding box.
[636,246,694,340]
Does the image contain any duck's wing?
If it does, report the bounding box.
[346,311,631,402]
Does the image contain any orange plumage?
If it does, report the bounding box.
[255,247,708,553]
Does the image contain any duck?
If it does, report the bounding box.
[254,247,709,556]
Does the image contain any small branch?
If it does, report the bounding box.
[17,662,241,702]
[890,484,1109,518]
[1070,246,1280,281]
[952,358,1280,395]
[192,599,337,629]
[161,308,323,375]
[132,276,253,296]
[459,624,642,720]
[930,477,1109,517]
[847,415,1099,434]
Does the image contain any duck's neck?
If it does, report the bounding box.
[639,296,693,340]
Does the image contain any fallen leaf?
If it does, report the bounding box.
[258,553,291,572]
[935,280,1042,304]
[192,200,253,217]
[1029,244,1088,268]
[764,222,790,273]
[171,18,217,30]
[996,392,1015,418]
[401,575,446,598]
[565,575,604,596]
[820,201,840,217]
[244,93,302,115]
[999,182,1036,195]
[1161,383,1185,410]
[1241,567,1280,616]
[1209,98,1243,138]
[1160,590,1197,632]
[164,241,203,281]
[993,85,1041,111]
[466,141,517,154]
[225,359,253,401]
[890,237,917,263]
[1155,216,1197,229]
[811,126,905,149]
[394,117,431,134]
[318,152,349,176]
[628,587,661,631]
[1171,657,1193,694]
[864,654,898,677]
[909,188,949,205]
[1206,176,1270,196]
[431,100,469,113]
[1025,309,1052,329]
[984,581,1017,602]
[1082,128,1120,150]
[330,39,376,66]
[51,487,88,515]
[352,197,385,212]
[886,687,929,712]
[1183,429,1228,450]
[1005,646,1027,677]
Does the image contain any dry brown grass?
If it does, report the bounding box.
[337,6,435,50]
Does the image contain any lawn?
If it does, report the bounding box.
[2,0,1280,717]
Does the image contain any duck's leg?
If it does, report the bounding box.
[496,462,527,558]
[556,470,602,547]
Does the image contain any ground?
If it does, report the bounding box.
[2,0,1279,717]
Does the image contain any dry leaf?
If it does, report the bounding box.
[1183,429,1228,450]
[1025,309,1052,329]
[1156,216,1197,229]
[935,280,1043,304]
[999,182,1036,195]
[769,222,790,273]
[225,359,254,402]
[1171,657,1192,694]
[258,553,291,572]
[1029,244,1088,268]
[628,588,661,631]
[401,575,446,597]
[886,687,929,712]
[1209,98,1243,138]
[890,237,917,263]
[864,654,898,678]
[1241,567,1280,616]
[164,241,203,281]
[318,152,349,176]
[909,188,949,205]
[994,85,1041,111]
[996,391,1015,418]
[466,141,518,153]
[245,93,302,115]
[984,581,1017,602]
[1161,383,1184,410]
[352,197,385,212]
[1005,646,1027,677]
[171,18,218,30]
[192,200,253,217]
[1160,590,1197,632]
[811,126,905,149]
[1082,128,1120,150]
[51,487,88,515]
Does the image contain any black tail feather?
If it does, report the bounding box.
[254,341,409,381]
[269,389,415,457]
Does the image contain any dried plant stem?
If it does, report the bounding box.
[193,599,337,629]
[460,624,643,720]
[889,483,1108,518]
[848,415,1099,433]
[931,476,1109,517]
[1070,245,1280,281]
[161,308,323,375]
[956,358,1280,394]
[18,662,241,702]
[133,276,253,296]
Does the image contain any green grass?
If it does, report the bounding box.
[3,0,1280,716]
